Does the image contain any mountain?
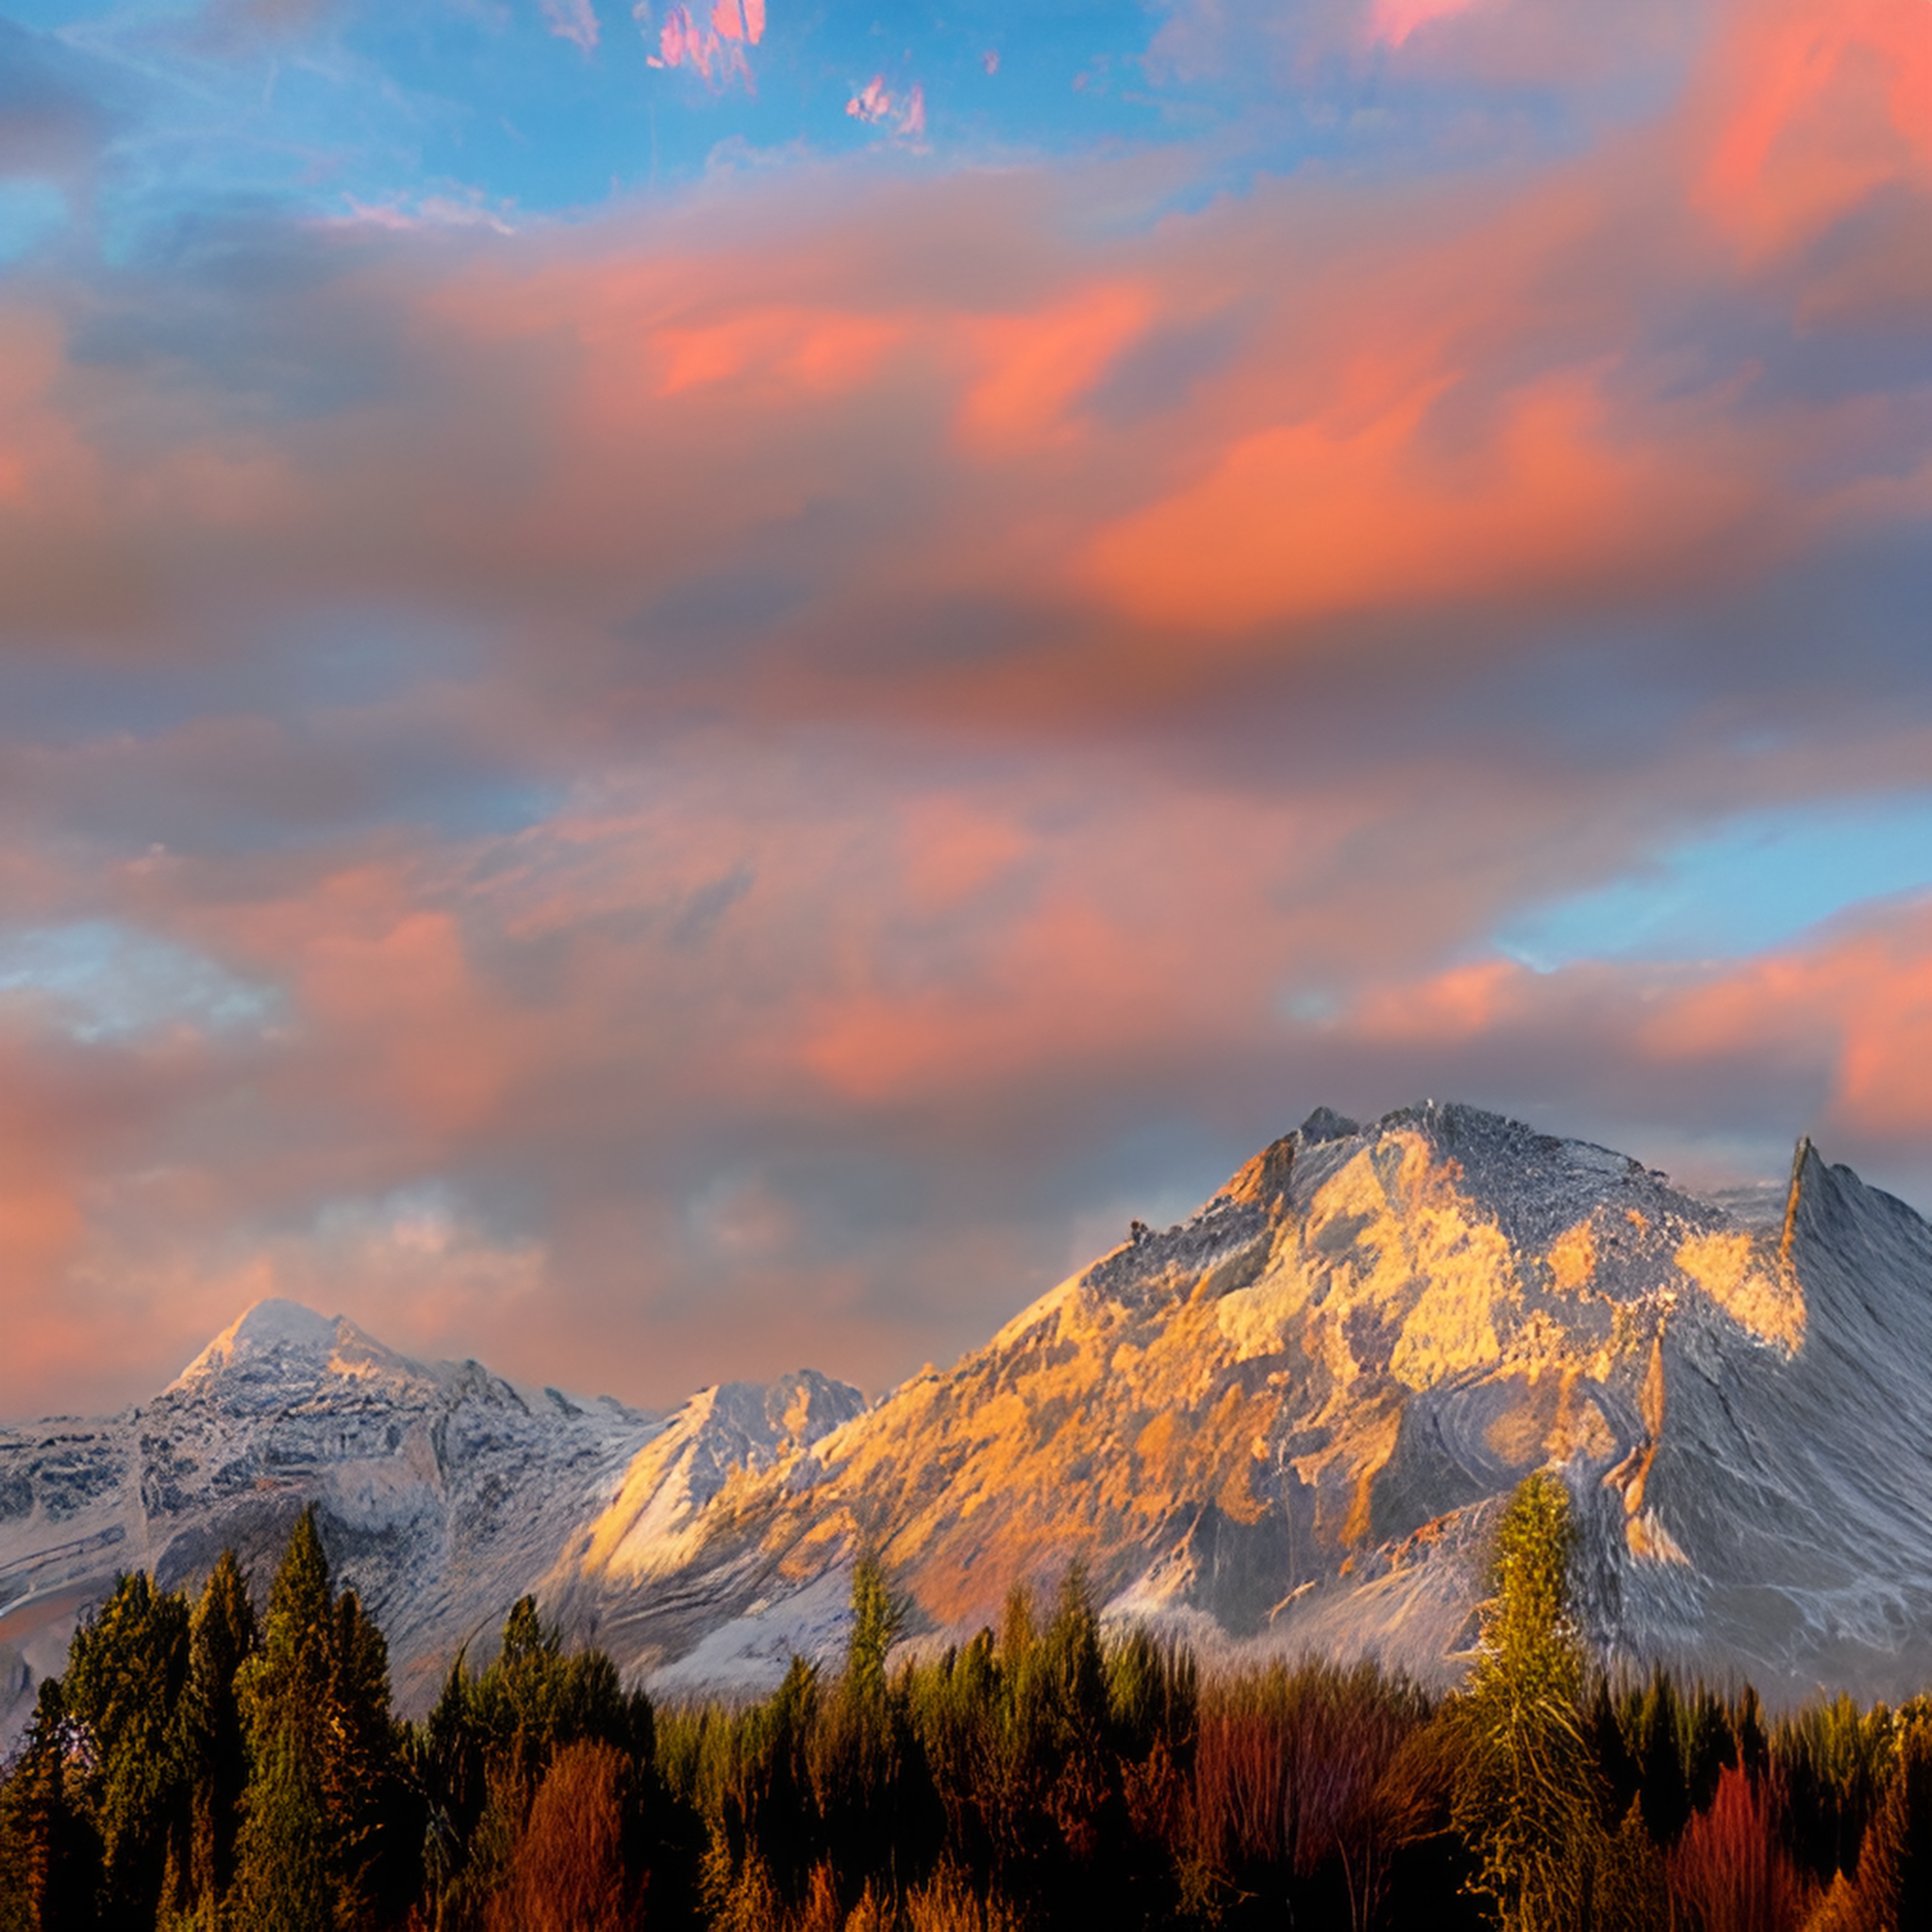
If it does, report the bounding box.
[7,1100,1932,1744]
[0,1297,862,1744]
[541,1101,1932,1706]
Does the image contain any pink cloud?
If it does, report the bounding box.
[709,0,763,42]
[844,75,924,137]
[959,283,1152,449]
[845,75,892,124]
[0,0,1926,1420]
[648,0,754,83]
[1369,0,1487,48]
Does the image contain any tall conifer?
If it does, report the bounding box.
[229,1507,404,1930]
[0,1678,100,1932]
[60,1570,192,1924]
[178,1549,257,1918]
[1452,1471,1602,1932]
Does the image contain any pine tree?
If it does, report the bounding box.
[229,1507,405,1930]
[60,1569,192,1924]
[1452,1471,1603,1932]
[414,1596,652,1927]
[1850,1711,1932,1928]
[846,1553,904,1707]
[227,1726,336,1932]
[0,1678,101,1932]
[232,1511,340,1932]
[178,1549,257,1918]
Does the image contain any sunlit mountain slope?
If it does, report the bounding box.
[548,1103,1932,1704]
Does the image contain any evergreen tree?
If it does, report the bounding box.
[0,1678,101,1932]
[414,1595,652,1927]
[177,1549,257,1918]
[229,1507,406,1930]
[60,1569,192,1924]
[1850,1711,1932,1928]
[227,1727,336,1932]
[1452,1471,1603,1932]
[232,1511,340,1932]
[845,1553,904,1707]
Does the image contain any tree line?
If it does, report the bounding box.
[4,1478,1932,1929]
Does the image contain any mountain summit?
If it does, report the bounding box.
[6,1101,1932,1742]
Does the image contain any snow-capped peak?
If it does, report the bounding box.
[168,1295,411,1393]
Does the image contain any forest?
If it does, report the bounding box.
[2,1473,1929,1931]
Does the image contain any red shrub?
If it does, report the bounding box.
[1669,1764,1817,1932]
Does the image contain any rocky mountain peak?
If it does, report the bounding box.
[175,1295,340,1376]
[166,1296,425,1411]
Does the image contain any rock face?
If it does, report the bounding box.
[0,1298,861,1745]
[545,1102,1932,1707]
[8,1101,1932,1742]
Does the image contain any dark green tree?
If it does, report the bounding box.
[229,1508,407,1930]
[228,1727,335,1932]
[59,1570,192,1924]
[177,1549,257,1918]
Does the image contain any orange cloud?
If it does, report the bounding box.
[897,798,1034,912]
[1080,364,1760,631]
[959,283,1152,450]
[1352,959,1525,1044]
[1641,905,1932,1138]
[1697,0,1932,258]
[650,306,907,398]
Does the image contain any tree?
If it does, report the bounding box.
[59,1569,192,1924]
[846,1553,905,1707]
[178,1549,258,1917]
[1452,1471,1602,1932]
[0,1678,101,1932]
[1847,1710,1932,1929]
[229,1507,406,1931]
[487,1741,642,1932]
[227,1726,336,1932]
[414,1596,653,1928]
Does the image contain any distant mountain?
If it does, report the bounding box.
[0,1297,860,1745]
[8,1101,1932,1747]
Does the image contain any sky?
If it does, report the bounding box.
[0,0,1928,1420]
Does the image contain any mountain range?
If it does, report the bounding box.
[7,1099,1932,1747]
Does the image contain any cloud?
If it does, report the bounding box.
[843,76,924,138]
[0,0,1926,1418]
[541,0,601,52]
[646,0,763,86]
